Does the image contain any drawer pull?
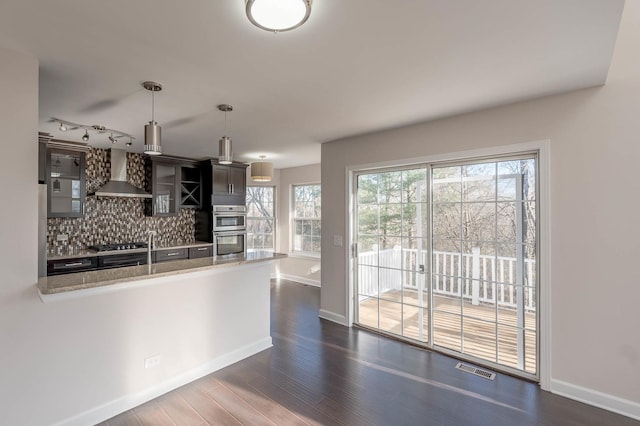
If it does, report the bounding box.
[64,262,85,267]
[167,252,180,256]
[197,247,208,251]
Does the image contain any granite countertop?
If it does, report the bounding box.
[47,241,213,261]
[38,251,287,295]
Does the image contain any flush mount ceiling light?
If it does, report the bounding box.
[251,155,273,182]
[218,104,233,165]
[246,0,312,33]
[143,81,163,156]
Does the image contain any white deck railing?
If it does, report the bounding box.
[357,247,535,311]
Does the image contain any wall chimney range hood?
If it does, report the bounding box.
[94,149,152,198]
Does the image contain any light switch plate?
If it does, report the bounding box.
[333,235,343,246]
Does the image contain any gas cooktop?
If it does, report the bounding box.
[90,242,148,252]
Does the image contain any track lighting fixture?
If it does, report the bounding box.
[218,104,233,165]
[143,81,163,156]
[51,117,134,146]
[126,137,133,147]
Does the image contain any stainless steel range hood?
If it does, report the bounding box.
[94,149,152,198]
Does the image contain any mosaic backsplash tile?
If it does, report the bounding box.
[47,148,196,252]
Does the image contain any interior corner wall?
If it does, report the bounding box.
[275,163,321,285]
[321,0,640,413]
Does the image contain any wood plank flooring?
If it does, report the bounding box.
[100,279,639,426]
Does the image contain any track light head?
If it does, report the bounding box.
[82,130,90,141]
[108,133,117,144]
[59,122,67,132]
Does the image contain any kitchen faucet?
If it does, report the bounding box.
[147,230,157,266]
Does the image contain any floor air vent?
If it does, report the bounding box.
[455,362,496,380]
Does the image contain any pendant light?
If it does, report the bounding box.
[143,81,163,156]
[251,155,273,182]
[218,104,233,165]
[53,179,61,193]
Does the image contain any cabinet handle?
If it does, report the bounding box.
[167,252,179,256]
[231,183,234,194]
[197,247,208,251]
[64,262,85,267]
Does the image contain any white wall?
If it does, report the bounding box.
[276,164,321,285]
[0,46,273,425]
[321,0,640,416]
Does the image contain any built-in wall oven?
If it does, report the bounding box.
[213,205,246,232]
[213,230,247,256]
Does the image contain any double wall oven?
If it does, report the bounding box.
[212,205,246,256]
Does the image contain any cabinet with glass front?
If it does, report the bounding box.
[47,148,86,218]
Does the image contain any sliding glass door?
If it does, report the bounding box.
[354,155,538,378]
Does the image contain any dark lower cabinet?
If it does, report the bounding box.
[153,247,189,263]
[189,246,213,258]
[47,257,97,276]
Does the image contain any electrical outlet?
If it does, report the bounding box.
[333,235,343,246]
[144,354,161,369]
[56,233,68,242]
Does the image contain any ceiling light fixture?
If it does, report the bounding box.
[126,137,133,147]
[143,81,163,156]
[246,0,312,33]
[218,104,233,165]
[51,117,133,145]
[251,155,273,182]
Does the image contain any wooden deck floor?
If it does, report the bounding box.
[358,289,537,374]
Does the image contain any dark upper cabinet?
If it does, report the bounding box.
[47,147,86,218]
[207,161,248,206]
[180,164,202,209]
[146,156,203,216]
[150,159,179,216]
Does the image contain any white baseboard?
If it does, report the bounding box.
[319,309,349,326]
[276,273,320,287]
[550,379,640,421]
[57,337,273,426]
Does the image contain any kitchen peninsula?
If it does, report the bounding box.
[38,250,285,298]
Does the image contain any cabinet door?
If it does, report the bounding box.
[212,165,230,196]
[153,162,178,216]
[229,167,246,196]
[47,148,86,218]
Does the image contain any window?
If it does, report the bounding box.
[246,186,275,252]
[292,184,321,255]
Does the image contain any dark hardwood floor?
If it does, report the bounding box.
[102,279,638,426]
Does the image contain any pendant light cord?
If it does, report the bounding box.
[151,90,155,123]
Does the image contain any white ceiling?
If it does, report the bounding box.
[0,0,624,169]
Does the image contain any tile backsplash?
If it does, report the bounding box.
[47,148,196,253]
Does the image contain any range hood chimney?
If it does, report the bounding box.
[94,149,152,198]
